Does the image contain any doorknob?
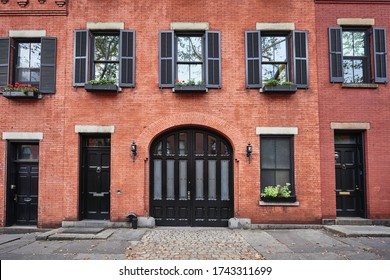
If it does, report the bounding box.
[356,185,360,191]
[187,190,191,200]
[14,194,18,202]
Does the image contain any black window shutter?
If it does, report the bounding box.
[73,30,88,86]
[373,28,388,83]
[329,27,343,83]
[245,31,261,88]
[39,37,56,94]
[206,31,221,88]
[293,30,309,88]
[0,37,10,87]
[159,31,174,88]
[119,30,135,87]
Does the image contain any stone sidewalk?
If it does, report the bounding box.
[0,226,389,260]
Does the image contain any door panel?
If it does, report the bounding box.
[81,136,111,220]
[335,133,365,217]
[150,128,234,227]
[15,164,38,225]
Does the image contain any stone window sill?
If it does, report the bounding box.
[341,83,379,89]
[259,201,300,207]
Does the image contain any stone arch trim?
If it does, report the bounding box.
[138,112,244,159]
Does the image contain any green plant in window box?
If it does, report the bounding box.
[86,79,117,85]
[174,80,207,93]
[1,83,41,99]
[262,79,297,93]
[261,183,292,199]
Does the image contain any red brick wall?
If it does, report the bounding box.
[0,0,322,227]
[316,2,390,219]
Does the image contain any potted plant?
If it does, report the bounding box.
[84,79,119,92]
[1,83,41,99]
[173,80,207,93]
[262,79,297,93]
[260,183,296,202]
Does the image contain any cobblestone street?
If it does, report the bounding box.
[126,228,263,260]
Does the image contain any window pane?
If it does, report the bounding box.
[94,35,119,61]
[179,160,187,200]
[208,160,217,200]
[342,32,354,56]
[177,64,203,83]
[17,144,39,160]
[262,36,287,62]
[166,160,175,200]
[343,31,365,57]
[353,32,365,56]
[196,160,204,200]
[208,136,217,155]
[262,64,287,82]
[261,170,275,188]
[276,138,290,169]
[154,141,162,156]
[343,59,363,83]
[94,63,119,81]
[17,43,31,67]
[221,160,229,201]
[30,43,41,68]
[179,133,187,156]
[17,69,31,83]
[195,133,204,155]
[86,137,110,147]
[276,170,291,186]
[166,135,175,156]
[153,160,162,200]
[177,36,202,62]
[261,138,276,169]
[31,69,40,82]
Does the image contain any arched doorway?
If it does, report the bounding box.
[150,127,234,226]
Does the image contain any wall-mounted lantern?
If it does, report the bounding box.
[246,143,252,163]
[131,141,137,161]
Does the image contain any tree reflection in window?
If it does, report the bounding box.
[342,31,367,83]
[177,36,203,83]
[16,42,41,85]
[261,36,288,82]
[94,35,119,82]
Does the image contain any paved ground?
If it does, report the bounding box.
[0,226,389,260]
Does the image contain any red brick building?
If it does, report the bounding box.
[0,0,388,228]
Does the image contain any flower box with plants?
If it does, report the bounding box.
[262,79,297,93]
[84,79,119,92]
[260,183,296,202]
[1,83,41,99]
[173,80,208,93]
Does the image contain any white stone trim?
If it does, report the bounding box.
[256,127,298,135]
[2,132,43,140]
[337,18,375,26]
[256,23,295,31]
[330,122,371,130]
[75,125,115,134]
[170,22,209,31]
[86,22,125,30]
[9,30,46,38]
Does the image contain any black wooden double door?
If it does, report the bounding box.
[150,128,234,227]
[80,136,111,220]
[335,132,365,217]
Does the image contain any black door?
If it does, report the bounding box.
[80,136,111,220]
[150,128,234,227]
[335,132,365,217]
[6,143,39,226]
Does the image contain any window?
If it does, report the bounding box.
[73,30,135,87]
[329,27,388,84]
[245,30,308,88]
[159,30,221,88]
[0,37,57,93]
[260,136,295,197]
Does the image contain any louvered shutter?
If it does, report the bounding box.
[73,30,89,86]
[245,31,261,88]
[0,38,10,87]
[39,37,56,93]
[119,30,135,87]
[159,31,174,87]
[373,28,388,83]
[329,27,343,83]
[205,31,221,88]
[293,31,309,88]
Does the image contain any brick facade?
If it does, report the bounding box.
[0,0,388,228]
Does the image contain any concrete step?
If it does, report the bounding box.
[323,218,373,225]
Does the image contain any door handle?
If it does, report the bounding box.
[356,185,360,191]
[14,194,18,202]
[187,190,191,200]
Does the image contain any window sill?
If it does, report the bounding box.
[341,83,379,89]
[260,85,297,94]
[1,91,42,99]
[84,84,120,92]
[259,201,300,207]
[172,84,208,93]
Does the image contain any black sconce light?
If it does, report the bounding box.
[246,143,252,163]
[131,141,137,161]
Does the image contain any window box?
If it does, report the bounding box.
[1,91,42,99]
[173,84,208,93]
[84,83,119,92]
[262,84,297,93]
[261,196,297,203]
